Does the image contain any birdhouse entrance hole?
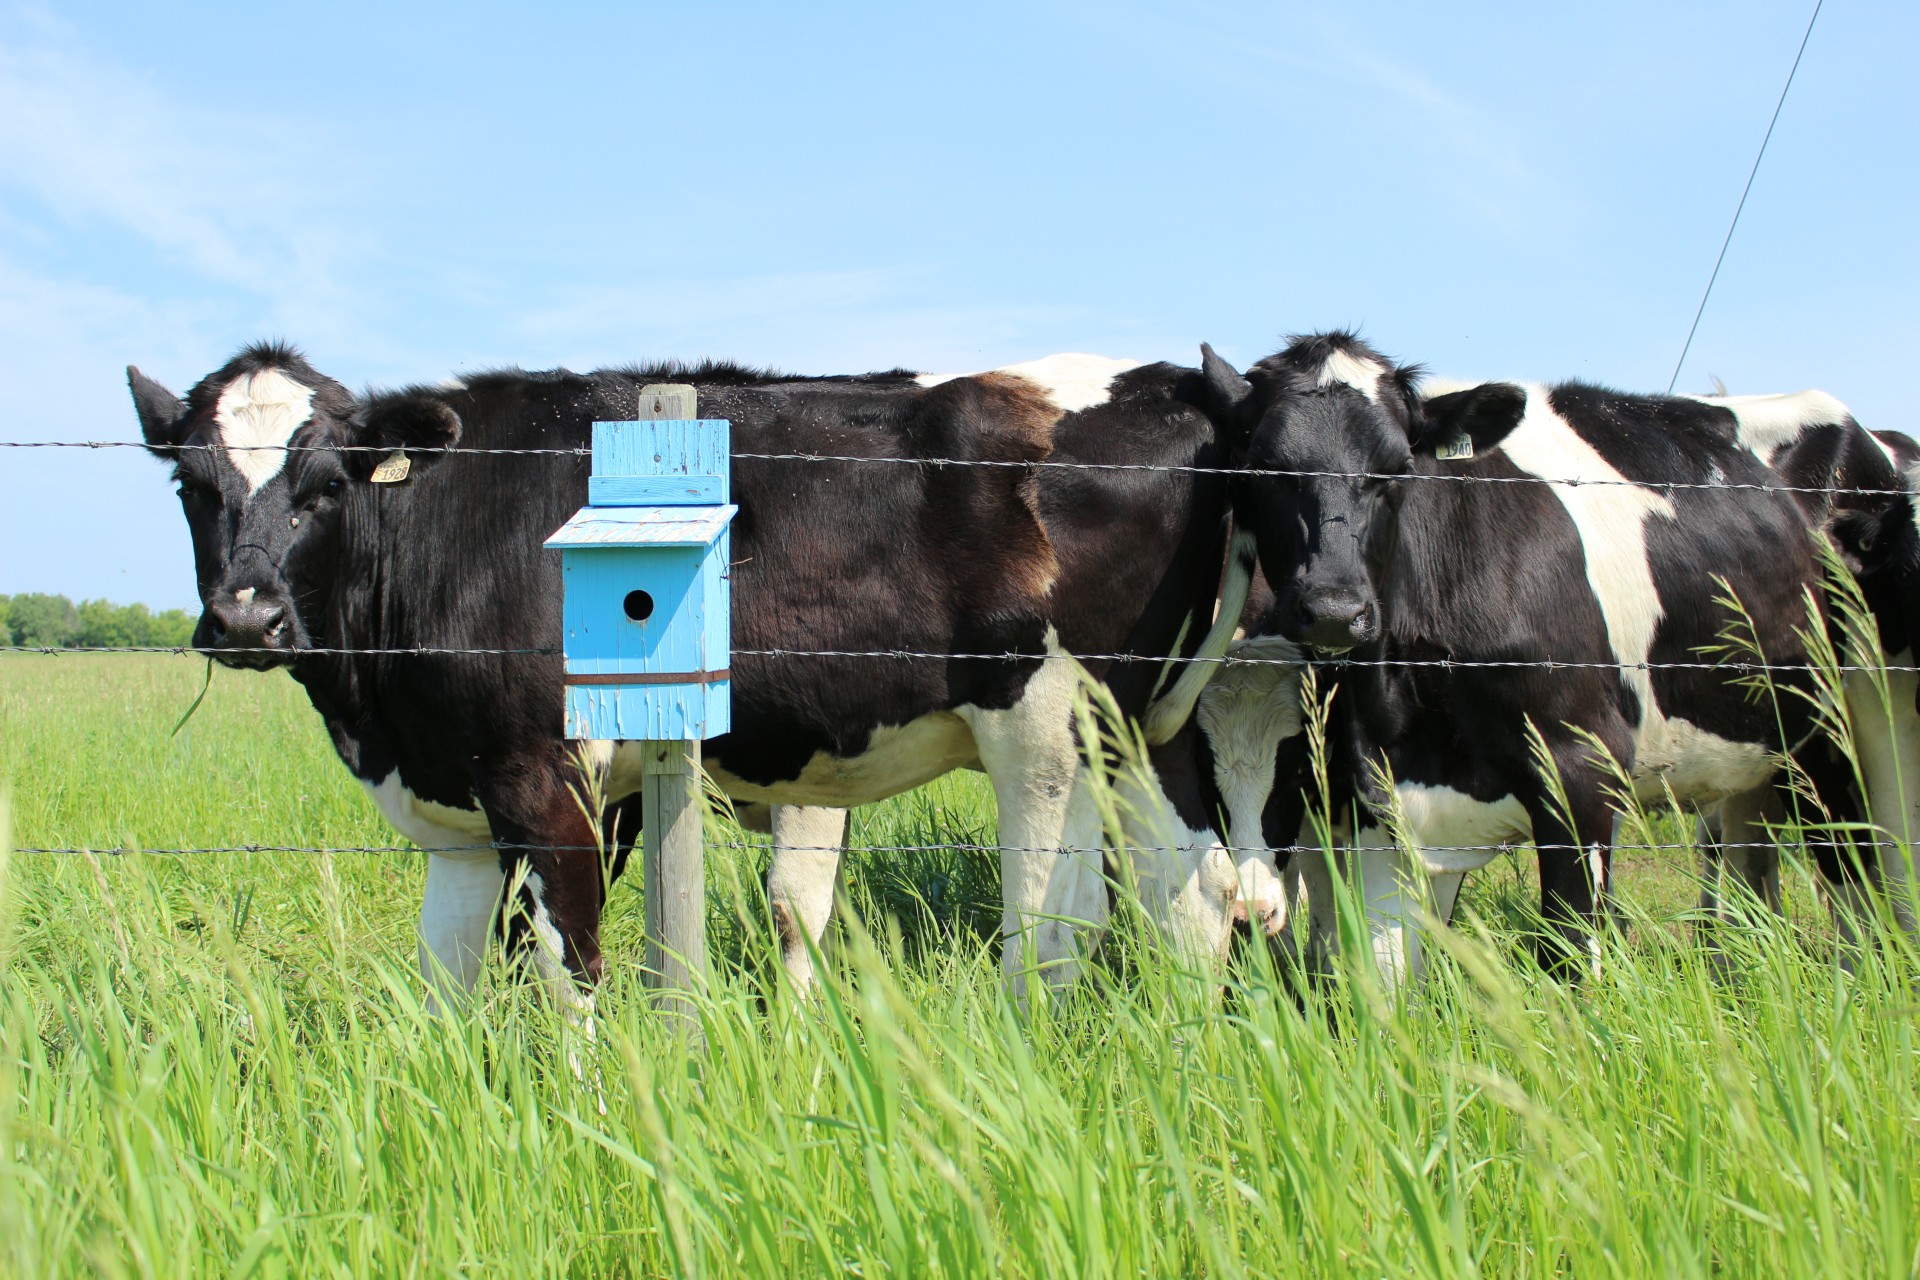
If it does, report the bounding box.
[623,589,656,622]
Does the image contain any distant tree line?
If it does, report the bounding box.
[0,593,197,649]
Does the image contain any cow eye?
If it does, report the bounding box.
[301,477,344,506]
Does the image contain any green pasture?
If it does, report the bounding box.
[2,654,1917,1277]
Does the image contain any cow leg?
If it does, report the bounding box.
[1291,807,1355,977]
[480,762,611,1031]
[1430,870,1467,927]
[1792,738,1880,967]
[1527,780,1613,982]
[1698,789,1783,922]
[767,805,849,996]
[1113,769,1239,967]
[959,652,1108,1001]
[1127,718,1246,969]
[1349,824,1450,990]
[1844,659,1920,934]
[360,774,503,1011]
[419,850,507,1004]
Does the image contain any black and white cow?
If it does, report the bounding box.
[765,550,1302,992]
[1199,332,1843,984]
[129,345,1250,1011]
[1129,371,1920,975]
[1678,396,1920,936]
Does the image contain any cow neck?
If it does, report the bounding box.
[1371,454,1486,661]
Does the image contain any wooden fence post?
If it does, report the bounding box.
[545,381,734,1044]
[636,385,708,1038]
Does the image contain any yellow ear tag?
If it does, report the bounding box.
[1434,436,1474,461]
[369,449,411,483]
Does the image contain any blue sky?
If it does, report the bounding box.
[2,0,1914,609]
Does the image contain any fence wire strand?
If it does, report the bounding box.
[15,839,1904,859]
[2,437,1912,499]
[8,643,1920,675]
[9,392,1915,865]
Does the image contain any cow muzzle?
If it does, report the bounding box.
[1290,591,1378,653]
[201,587,296,668]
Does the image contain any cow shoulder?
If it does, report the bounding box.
[907,371,1063,609]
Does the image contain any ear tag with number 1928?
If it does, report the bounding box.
[370,449,411,483]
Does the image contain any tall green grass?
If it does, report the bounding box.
[3,655,1917,1276]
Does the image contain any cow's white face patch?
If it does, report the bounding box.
[1314,349,1386,403]
[215,368,316,493]
[1688,389,1853,461]
[916,353,1141,413]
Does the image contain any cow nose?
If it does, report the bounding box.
[206,593,290,653]
[1295,594,1375,651]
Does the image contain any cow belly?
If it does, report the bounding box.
[1630,714,1777,807]
[664,712,981,809]
[363,772,493,849]
[1392,782,1529,874]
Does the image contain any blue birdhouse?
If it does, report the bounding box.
[544,396,735,741]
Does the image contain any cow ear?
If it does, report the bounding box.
[1416,381,1527,458]
[345,394,462,480]
[1200,343,1253,415]
[1831,507,1882,571]
[128,366,187,456]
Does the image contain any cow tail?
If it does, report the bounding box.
[1142,527,1257,746]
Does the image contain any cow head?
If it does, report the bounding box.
[130,344,460,667]
[1834,475,1920,674]
[1202,333,1525,653]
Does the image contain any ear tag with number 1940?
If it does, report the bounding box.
[1434,436,1475,461]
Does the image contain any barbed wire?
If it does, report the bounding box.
[1,644,557,656]
[6,643,1916,675]
[1,438,1911,500]
[15,838,1906,858]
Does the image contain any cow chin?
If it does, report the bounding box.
[209,645,296,672]
[192,607,301,671]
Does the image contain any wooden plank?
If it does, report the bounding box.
[588,473,724,506]
[641,738,706,1043]
[637,383,697,421]
[545,505,737,548]
[590,420,732,502]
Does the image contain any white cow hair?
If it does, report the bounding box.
[215,368,316,493]
[915,353,1142,414]
[1496,384,1674,746]
[1314,348,1387,403]
[1685,389,1854,458]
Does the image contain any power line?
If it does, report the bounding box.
[1668,0,1825,394]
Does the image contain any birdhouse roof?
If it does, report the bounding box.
[544,504,738,550]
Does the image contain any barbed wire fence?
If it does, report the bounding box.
[5,430,1913,868]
